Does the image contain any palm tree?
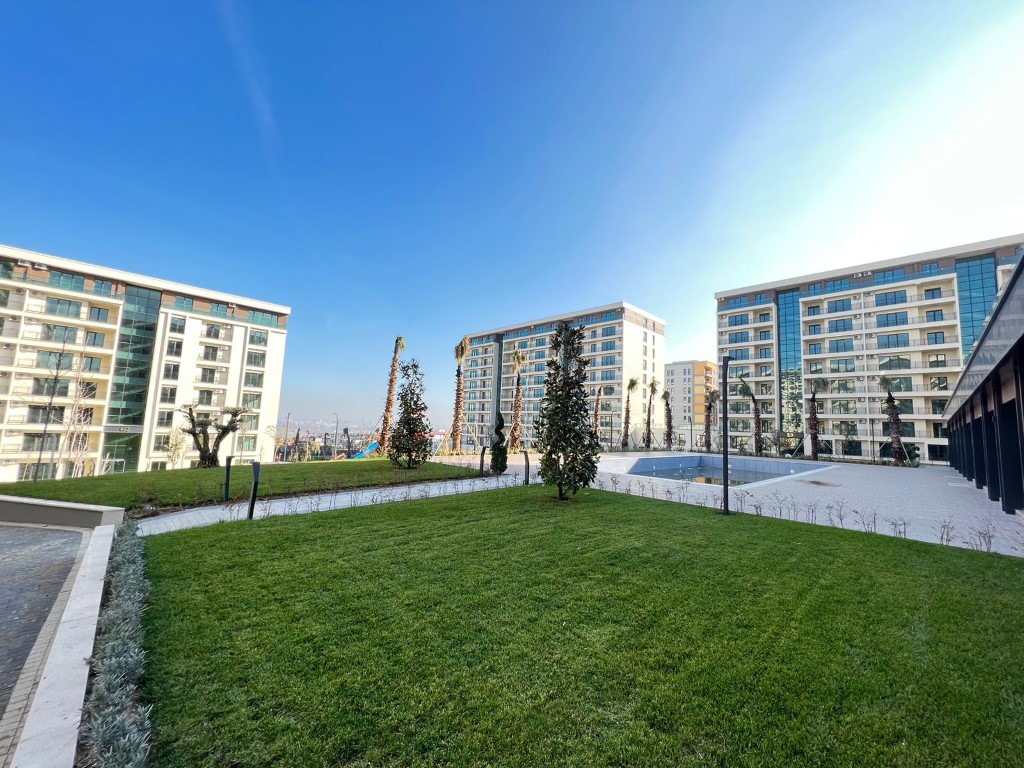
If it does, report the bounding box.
[621,377,639,450]
[450,336,469,453]
[704,388,720,453]
[806,376,829,461]
[508,349,527,453]
[879,376,909,466]
[662,390,673,450]
[737,375,762,456]
[644,379,659,450]
[379,335,404,455]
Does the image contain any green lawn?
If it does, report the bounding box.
[0,459,475,511]
[143,486,1024,767]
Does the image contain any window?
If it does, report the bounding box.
[927,331,945,345]
[48,270,85,291]
[246,351,265,367]
[174,296,193,310]
[23,433,60,451]
[830,400,856,414]
[922,262,940,276]
[200,368,215,383]
[86,331,105,347]
[19,463,56,480]
[210,302,229,317]
[879,355,911,370]
[45,298,82,318]
[875,290,907,306]
[43,324,78,343]
[205,324,222,339]
[166,339,182,357]
[826,278,850,293]
[535,338,546,347]
[534,351,545,359]
[157,410,174,427]
[827,298,852,313]
[242,392,262,409]
[600,355,616,366]
[197,390,213,405]
[249,330,268,346]
[93,279,113,296]
[240,414,259,431]
[726,297,749,309]
[27,405,64,424]
[82,356,102,372]
[924,287,942,300]
[517,341,528,350]
[759,365,772,376]
[932,423,947,439]
[807,324,821,335]
[828,319,853,333]
[32,378,69,397]
[758,348,771,358]
[877,333,909,349]
[160,386,177,404]
[830,358,856,373]
[929,376,949,391]
[163,363,180,380]
[239,436,257,452]
[601,311,617,321]
[731,350,750,361]
[931,399,948,414]
[248,310,279,326]
[925,309,944,322]
[727,331,749,344]
[80,381,98,399]
[169,316,186,333]
[601,326,616,337]
[873,268,906,285]
[203,346,218,361]
[876,311,908,328]
[89,307,110,322]
[832,379,856,394]
[759,312,771,322]
[154,435,170,451]
[928,354,947,368]
[600,370,615,381]
[36,351,73,370]
[807,343,822,354]
[808,361,824,374]
[884,376,913,392]
[728,314,749,327]
[601,340,616,351]
[806,305,821,316]
[244,371,264,387]
[829,339,854,353]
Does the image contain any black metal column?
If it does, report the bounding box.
[981,385,999,502]
[971,402,984,489]
[998,397,1022,512]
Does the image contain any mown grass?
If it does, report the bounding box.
[0,459,476,511]
[143,486,1024,767]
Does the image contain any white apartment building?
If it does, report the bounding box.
[714,235,1023,463]
[663,360,717,449]
[461,302,666,451]
[0,243,289,481]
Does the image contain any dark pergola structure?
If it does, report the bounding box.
[945,254,1024,515]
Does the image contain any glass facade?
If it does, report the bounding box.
[777,289,803,435]
[955,253,996,358]
[104,286,162,472]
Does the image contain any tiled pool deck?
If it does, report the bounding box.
[594,452,1024,557]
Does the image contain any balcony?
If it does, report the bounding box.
[864,313,958,330]
[866,359,960,372]
[864,335,960,351]
[0,272,126,301]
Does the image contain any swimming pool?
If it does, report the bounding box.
[598,454,830,487]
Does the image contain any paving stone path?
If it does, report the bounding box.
[0,526,81,720]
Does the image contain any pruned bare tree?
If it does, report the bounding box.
[178,404,248,468]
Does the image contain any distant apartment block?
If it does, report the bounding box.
[0,243,289,480]
[714,235,1023,463]
[663,360,717,449]
[461,302,666,450]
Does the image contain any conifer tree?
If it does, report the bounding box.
[388,360,432,469]
[534,321,602,500]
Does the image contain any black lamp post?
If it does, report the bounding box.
[688,417,693,452]
[721,355,733,514]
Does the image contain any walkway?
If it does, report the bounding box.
[137,474,516,536]
[0,525,85,768]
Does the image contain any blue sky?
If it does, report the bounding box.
[2,1,1022,433]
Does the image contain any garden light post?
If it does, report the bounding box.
[688,417,693,452]
[721,356,733,514]
[247,461,261,520]
[333,413,339,460]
